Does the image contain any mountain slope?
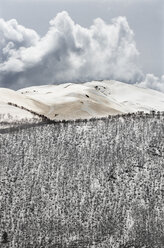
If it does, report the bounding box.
[0,80,164,121]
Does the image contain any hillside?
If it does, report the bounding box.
[1,80,164,122]
[0,113,164,247]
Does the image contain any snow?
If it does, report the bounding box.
[0,80,164,122]
[0,88,40,122]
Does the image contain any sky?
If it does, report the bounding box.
[0,0,163,91]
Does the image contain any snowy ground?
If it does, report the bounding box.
[0,80,164,122]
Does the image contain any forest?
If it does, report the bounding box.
[0,112,164,247]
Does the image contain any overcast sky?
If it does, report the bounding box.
[0,0,163,90]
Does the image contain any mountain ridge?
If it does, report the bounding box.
[0,80,164,122]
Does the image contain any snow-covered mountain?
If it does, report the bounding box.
[0,80,164,121]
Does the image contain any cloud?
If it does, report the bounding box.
[0,11,145,89]
[136,74,164,92]
[0,18,39,72]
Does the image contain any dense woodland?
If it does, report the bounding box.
[0,112,164,247]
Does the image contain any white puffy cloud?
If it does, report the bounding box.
[0,11,145,89]
[136,74,164,92]
[0,18,39,50]
[0,18,39,72]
